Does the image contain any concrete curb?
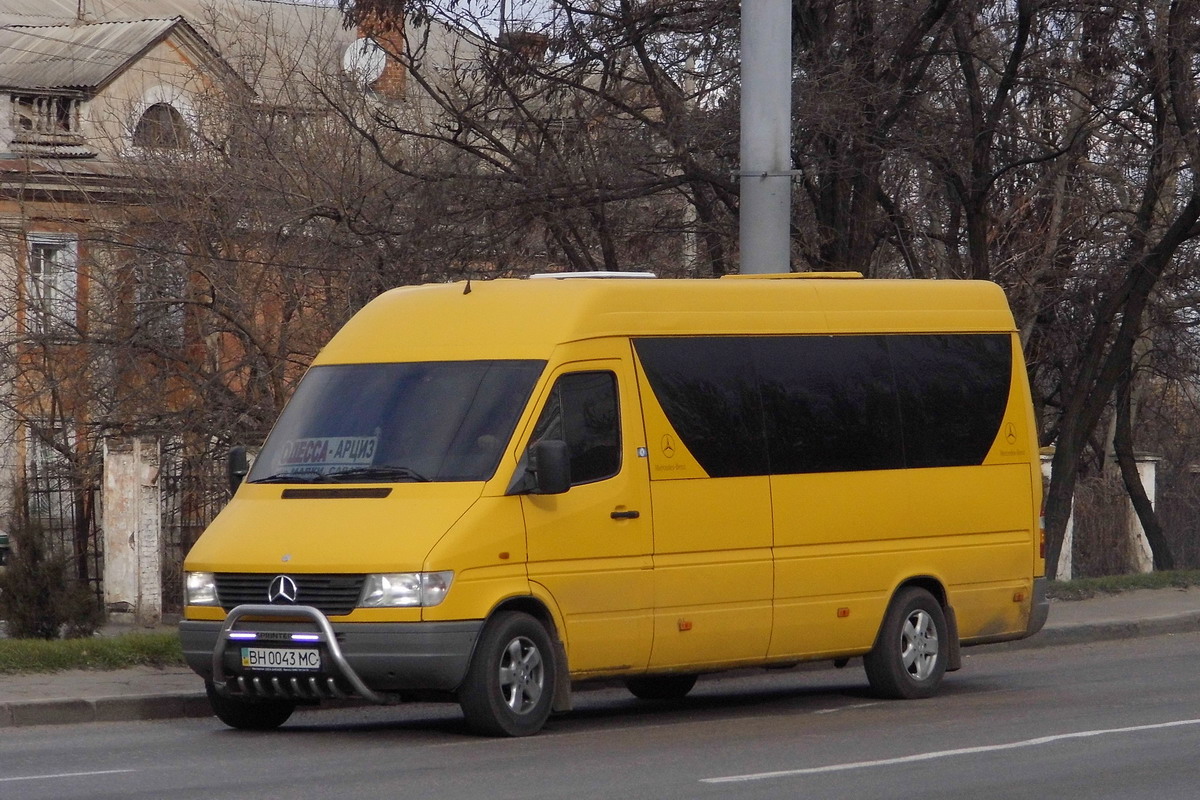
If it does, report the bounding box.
[3,612,1199,728]
[0,692,210,729]
[988,612,1200,651]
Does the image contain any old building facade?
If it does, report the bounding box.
[0,0,369,614]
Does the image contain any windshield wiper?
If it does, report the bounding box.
[324,466,431,483]
[248,472,331,484]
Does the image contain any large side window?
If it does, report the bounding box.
[637,334,1012,478]
[531,372,621,485]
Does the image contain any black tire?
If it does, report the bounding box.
[863,587,949,700]
[624,674,698,701]
[205,681,296,730]
[459,611,557,737]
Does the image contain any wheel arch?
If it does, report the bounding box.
[475,595,573,713]
[895,574,947,606]
[490,595,560,640]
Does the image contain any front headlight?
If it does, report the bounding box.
[185,572,219,606]
[359,571,453,608]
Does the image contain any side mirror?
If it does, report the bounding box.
[530,439,571,495]
[227,446,249,494]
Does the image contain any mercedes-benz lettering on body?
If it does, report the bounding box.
[180,273,1048,736]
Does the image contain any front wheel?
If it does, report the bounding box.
[205,681,295,730]
[459,611,557,737]
[863,587,949,700]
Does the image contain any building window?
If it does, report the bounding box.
[24,420,76,533]
[135,256,186,346]
[25,235,79,336]
[133,103,189,148]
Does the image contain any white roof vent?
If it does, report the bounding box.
[529,271,657,279]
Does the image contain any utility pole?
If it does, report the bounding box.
[739,0,792,274]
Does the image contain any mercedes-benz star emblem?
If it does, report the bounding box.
[268,575,299,604]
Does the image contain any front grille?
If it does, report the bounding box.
[215,573,366,617]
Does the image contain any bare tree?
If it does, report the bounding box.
[1039,0,1200,573]
[13,0,1200,583]
[332,0,742,276]
[136,0,1200,576]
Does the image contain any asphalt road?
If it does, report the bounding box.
[3,632,1200,800]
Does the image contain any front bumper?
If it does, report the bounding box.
[180,605,483,703]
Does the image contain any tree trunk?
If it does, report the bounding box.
[1043,195,1200,575]
[1113,367,1174,570]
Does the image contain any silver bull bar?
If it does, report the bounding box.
[212,604,387,704]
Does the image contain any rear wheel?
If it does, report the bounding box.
[863,587,949,700]
[624,674,698,701]
[459,611,556,737]
[205,681,295,730]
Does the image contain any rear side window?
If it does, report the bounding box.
[531,372,621,485]
[634,334,1011,478]
[890,335,1011,468]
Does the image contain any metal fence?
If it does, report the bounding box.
[17,442,228,616]
[160,450,228,616]
[22,460,103,599]
[1157,466,1200,570]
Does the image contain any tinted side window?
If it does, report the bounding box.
[633,338,769,477]
[755,336,903,473]
[890,334,1011,467]
[532,372,621,484]
[637,334,1011,478]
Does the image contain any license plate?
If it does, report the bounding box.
[241,647,321,672]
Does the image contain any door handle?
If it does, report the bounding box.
[610,509,641,520]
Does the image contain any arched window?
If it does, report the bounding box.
[133,103,189,148]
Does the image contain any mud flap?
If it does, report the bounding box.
[552,639,572,712]
[944,603,963,672]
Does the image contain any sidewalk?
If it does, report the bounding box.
[3,587,1200,728]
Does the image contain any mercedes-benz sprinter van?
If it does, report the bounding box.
[180,273,1047,736]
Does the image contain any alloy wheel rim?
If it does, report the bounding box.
[900,609,938,680]
[498,635,544,714]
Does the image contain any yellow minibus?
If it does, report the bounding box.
[180,273,1047,735]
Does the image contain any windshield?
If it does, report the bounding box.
[248,360,545,483]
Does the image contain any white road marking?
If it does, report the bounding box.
[0,769,136,784]
[702,718,1200,783]
[813,702,881,715]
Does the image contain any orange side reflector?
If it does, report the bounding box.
[837,607,850,618]
[678,619,693,632]
[1013,591,1026,603]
